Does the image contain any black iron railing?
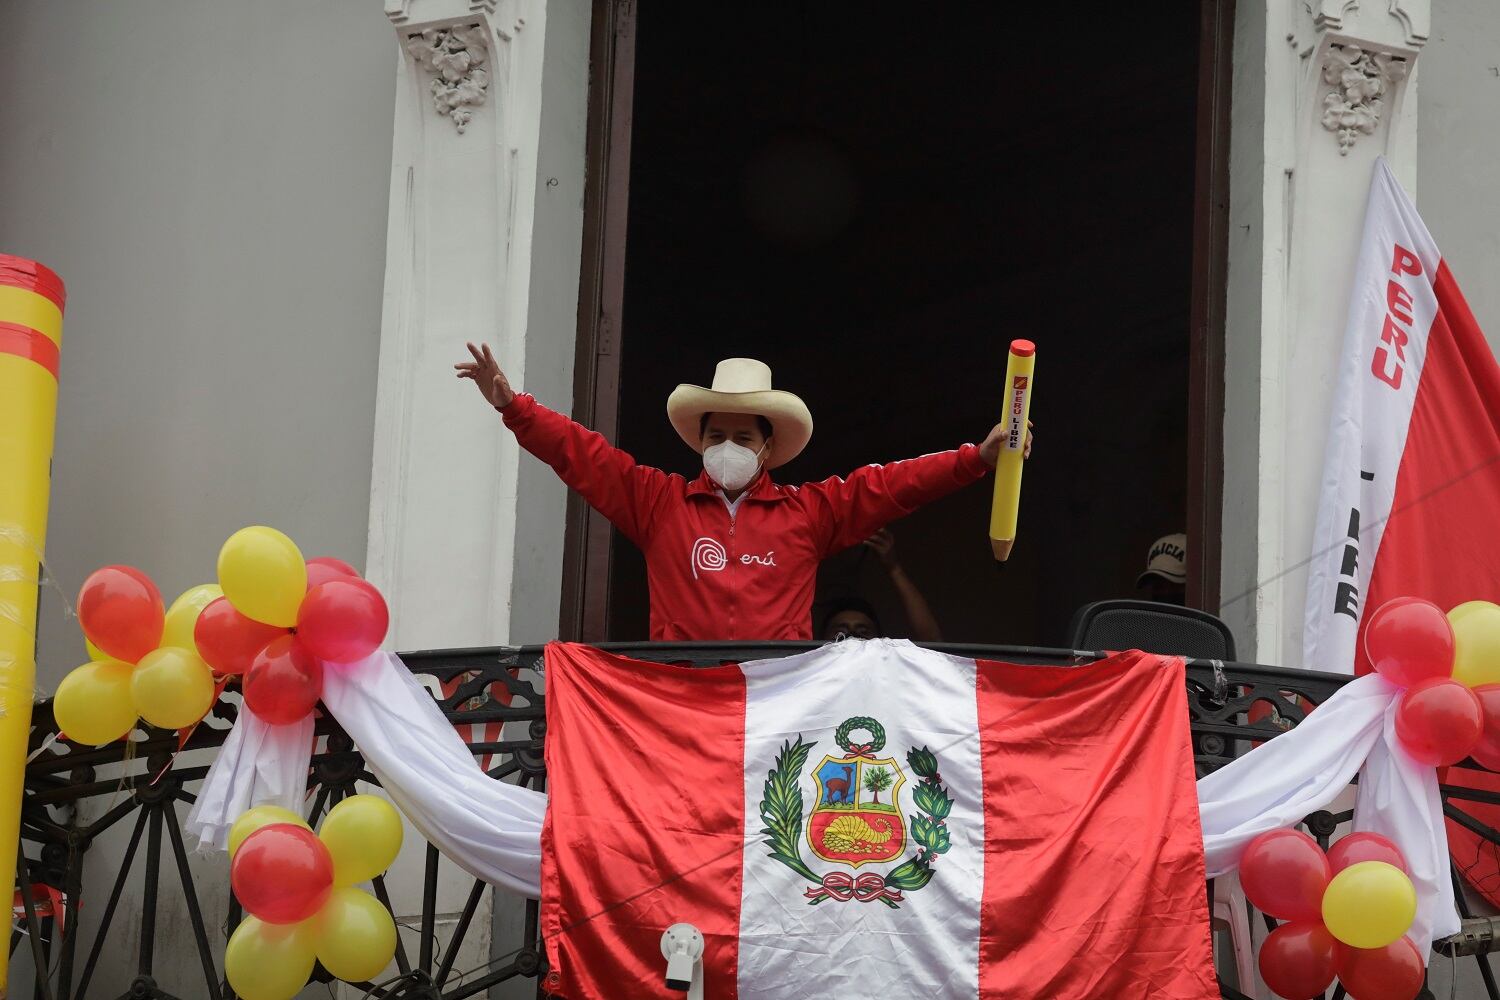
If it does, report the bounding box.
[10,643,1500,999]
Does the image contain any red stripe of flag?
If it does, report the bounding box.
[975,651,1216,999]
[541,643,747,998]
[0,322,60,379]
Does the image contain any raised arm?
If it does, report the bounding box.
[806,420,1032,555]
[865,529,943,642]
[456,342,670,544]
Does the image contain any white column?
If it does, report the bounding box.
[362,1,588,993]
[368,0,587,653]
[1222,0,1428,667]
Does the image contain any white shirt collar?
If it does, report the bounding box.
[717,489,748,518]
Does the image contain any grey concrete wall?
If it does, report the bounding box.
[1419,0,1500,347]
[0,0,396,992]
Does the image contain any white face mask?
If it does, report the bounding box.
[703,440,765,491]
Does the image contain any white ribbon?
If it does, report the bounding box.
[187,652,545,897]
[1197,672,1460,953]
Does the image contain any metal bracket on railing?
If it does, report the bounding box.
[1206,659,1229,706]
[1435,915,1500,957]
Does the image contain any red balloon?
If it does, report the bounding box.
[1328,832,1408,876]
[296,578,389,663]
[1395,677,1484,766]
[1468,684,1500,771]
[305,556,359,591]
[230,823,333,924]
[1337,935,1425,1000]
[1363,597,1456,687]
[1240,829,1332,921]
[1259,921,1341,1000]
[244,636,323,725]
[193,597,287,675]
[77,566,164,663]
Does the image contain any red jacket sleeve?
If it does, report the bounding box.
[802,445,990,556]
[500,394,673,546]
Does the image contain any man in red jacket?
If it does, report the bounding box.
[456,343,1029,641]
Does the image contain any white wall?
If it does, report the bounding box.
[0,0,395,691]
[0,0,396,992]
[363,0,592,992]
[1419,0,1500,346]
[1221,0,1425,668]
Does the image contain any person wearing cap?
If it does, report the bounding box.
[455,342,1030,641]
[1137,532,1187,605]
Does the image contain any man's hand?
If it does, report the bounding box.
[454,342,516,409]
[978,420,1034,468]
[862,528,900,570]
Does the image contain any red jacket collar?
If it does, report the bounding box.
[686,468,788,502]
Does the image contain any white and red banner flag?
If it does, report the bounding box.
[539,639,1216,999]
[1303,157,1500,898]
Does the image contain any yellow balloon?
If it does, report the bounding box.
[84,638,106,662]
[314,887,397,983]
[224,916,316,1000]
[54,660,137,745]
[319,794,404,887]
[218,526,307,628]
[130,646,215,730]
[1450,601,1500,687]
[229,805,311,858]
[1322,861,1417,948]
[161,583,222,651]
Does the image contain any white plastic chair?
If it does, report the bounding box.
[1211,872,1262,997]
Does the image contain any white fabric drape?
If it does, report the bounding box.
[190,651,1463,953]
[187,652,545,897]
[185,711,314,851]
[1196,672,1459,953]
[1353,694,1460,956]
[319,652,546,897]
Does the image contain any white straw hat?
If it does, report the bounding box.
[665,358,813,469]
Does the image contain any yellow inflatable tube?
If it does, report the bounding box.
[0,254,64,995]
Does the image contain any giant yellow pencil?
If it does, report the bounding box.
[988,339,1034,561]
[0,254,64,994]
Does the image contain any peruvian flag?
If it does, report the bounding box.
[1303,158,1500,899]
[539,640,1216,998]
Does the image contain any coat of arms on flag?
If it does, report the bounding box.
[760,715,952,906]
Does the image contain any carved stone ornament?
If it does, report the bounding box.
[1319,43,1409,154]
[405,24,491,133]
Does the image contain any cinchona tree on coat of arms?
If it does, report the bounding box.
[758,715,953,908]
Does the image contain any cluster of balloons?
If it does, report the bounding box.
[54,567,221,742]
[52,526,389,744]
[1243,828,1421,1000]
[224,796,403,999]
[215,526,388,726]
[1362,597,1500,767]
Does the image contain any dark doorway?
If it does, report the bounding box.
[574,4,1219,644]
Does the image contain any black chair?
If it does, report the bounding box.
[1069,599,1237,661]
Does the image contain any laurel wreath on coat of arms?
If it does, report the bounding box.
[758,715,953,909]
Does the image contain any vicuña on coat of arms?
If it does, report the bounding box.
[758,715,953,908]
